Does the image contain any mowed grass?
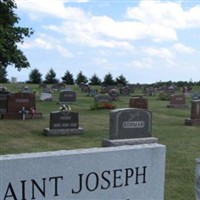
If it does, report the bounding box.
[0,83,200,200]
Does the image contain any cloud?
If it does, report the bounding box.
[16,0,179,47]
[16,0,200,44]
[16,0,87,20]
[19,34,73,57]
[132,58,154,70]
[126,0,200,29]
[173,43,195,54]
[144,47,174,59]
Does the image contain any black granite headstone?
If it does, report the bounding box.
[50,111,79,129]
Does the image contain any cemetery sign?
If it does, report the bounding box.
[0,144,166,200]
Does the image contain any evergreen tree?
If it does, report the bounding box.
[62,70,74,85]
[89,73,101,85]
[28,68,42,84]
[115,74,128,86]
[0,66,9,83]
[75,71,88,85]
[0,0,34,70]
[44,68,59,84]
[102,73,115,86]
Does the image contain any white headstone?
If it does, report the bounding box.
[0,144,166,200]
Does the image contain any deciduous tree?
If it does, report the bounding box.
[0,0,34,70]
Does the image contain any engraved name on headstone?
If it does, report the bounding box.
[109,108,152,140]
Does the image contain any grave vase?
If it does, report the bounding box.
[196,158,200,200]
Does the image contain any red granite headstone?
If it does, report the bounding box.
[7,93,36,113]
[3,93,36,119]
[129,96,148,109]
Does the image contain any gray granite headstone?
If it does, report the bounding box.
[59,90,76,104]
[88,89,98,97]
[120,86,130,96]
[108,89,119,101]
[109,108,152,139]
[22,85,32,93]
[94,94,111,103]
[40,93,53,101]
[192,92,200,101]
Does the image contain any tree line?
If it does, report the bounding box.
[27,68,128,86]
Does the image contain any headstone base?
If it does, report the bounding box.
[185,118,200,126]
[26,113,43,119]
[44,127,84,136]
[3,112,22,119]
[2,112,43,120]
[167,104,188,108]
[102,137,158,147]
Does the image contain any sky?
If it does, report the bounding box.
[7,0,200,84]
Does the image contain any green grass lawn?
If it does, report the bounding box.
[0,83,200,200]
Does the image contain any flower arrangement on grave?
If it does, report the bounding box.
[29,107,36,114]
[59,104,71,113]
[19,107,29,120]
[98,102,117,109]
[90,102,116,110]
